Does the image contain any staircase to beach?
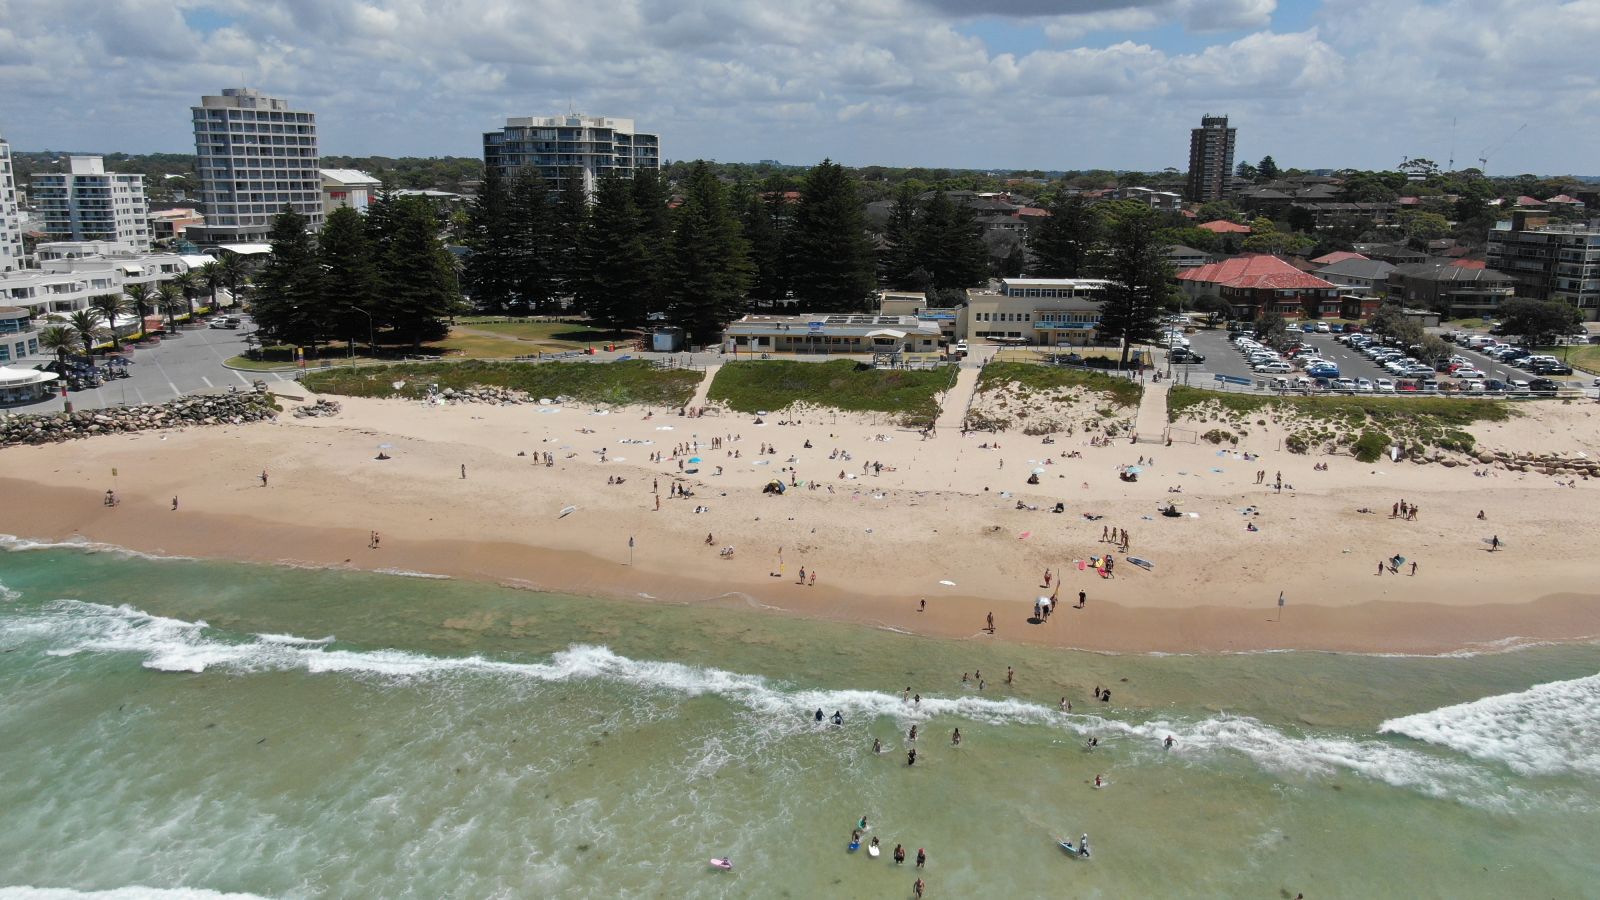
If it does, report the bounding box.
[935,366,982,432]
[687,364,720,410]
[1132,380,1170,444]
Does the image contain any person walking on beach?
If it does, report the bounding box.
[1077,590,1087,609]
[986,611,995,633]
[1005,666,1014,685]
[460,463,467,479]
[1410,560,1418,576]
[260,470,268,487]
[919,598,926,612]
[951,728,961,746]
[1490,534,1500,552]
[809,571,816,587]
[171,496,178,511]
[1377,560,1384,576]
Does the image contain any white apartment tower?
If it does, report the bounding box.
[0,128,23,272]
[190,88,321,244]
[31,156,150,250]
[482,114,661,195]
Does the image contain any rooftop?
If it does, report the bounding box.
[1197,220,1252,234]
[320,169,382,187]
[1310,251,1369,265]
[1314,258,1396,280]
[1176,254,1337,290]
[1391,261,1514,284]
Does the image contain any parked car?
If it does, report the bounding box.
[1332,378,1357,391]
[1170,347,1206,363]
[1254,362,1292,374]
[1375,378,1396,392]
[1529,378,1559,395]
[1355,378,1374,392]
[1534,362,1573,376]
[1306,364,1340,379]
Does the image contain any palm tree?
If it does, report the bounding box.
[171,270,202,318]
[38,325,81,366]
[122,282,154,336]
[199,261,225,313]
[218,253,248,310]
[89,293,133,351]
[157,282,186,332]
[67,310,106,356]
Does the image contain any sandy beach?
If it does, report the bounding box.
[4,383,1599,655]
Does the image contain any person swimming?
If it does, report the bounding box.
[858,815,868,830]
[814,708,824,723]
[831,711,844,726]
[872,737,882,754]
[907,747,917,766]
[1164,735,1175,750]
[909,724,918,741]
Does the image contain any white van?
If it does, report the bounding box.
[1465,335,1497,349]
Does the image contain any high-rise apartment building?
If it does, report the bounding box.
[1186,114,1237,203]
[482,114,660,194]
[0,128,23,272]
[31,156,150,250]
[1487,211,1600,318]
[190,88,321,245]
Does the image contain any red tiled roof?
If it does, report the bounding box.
[1016,207,1047,217]
[1397,196,1421,205]
[1175,254,1338,291]
[1310,251,1368,265]
[1544,194,1582,205]
[1515,195,1546,207]
[1449,258,1487,269]
[1197,219,1252,234]
[1179,209,1197,218]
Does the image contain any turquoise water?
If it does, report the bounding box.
[1,539,1597,898]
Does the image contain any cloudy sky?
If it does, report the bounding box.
[1,0,1596,174]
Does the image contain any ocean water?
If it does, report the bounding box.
[1,540,1598,899]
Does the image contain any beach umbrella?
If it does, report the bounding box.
[689,456,702,464]
[1032,467,1047,475]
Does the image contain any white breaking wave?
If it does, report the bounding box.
[0,534,193,562]
[0,883,272,890]
[1379,673,1600,777]
[0,579,19,603]
[4,599,1551,805]
[372,568,452,580]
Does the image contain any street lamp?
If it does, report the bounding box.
[351,307,375,358]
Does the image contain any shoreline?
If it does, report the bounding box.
[4,389,1599,657]
[5,478,1599,657]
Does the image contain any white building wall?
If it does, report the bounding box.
[0,130,23,272]
[0,248,194,364]
[192,88,321,244]
[31,156,151,250]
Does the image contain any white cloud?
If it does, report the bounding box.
[0,0,1593,174]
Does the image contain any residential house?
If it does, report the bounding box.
[1175,254,1340,319]
[1164,244,1216,270]
[1385,261,1516,319]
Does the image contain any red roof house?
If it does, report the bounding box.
[1310,251,1369,266]
[1197,219,1252,234]
[1176,254,1340,319]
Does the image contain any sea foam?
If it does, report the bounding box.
[0,883,272,890]
[1379,673,1600,777]
[8,600,1561,806]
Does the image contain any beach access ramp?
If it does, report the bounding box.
[1133,380,1169,444]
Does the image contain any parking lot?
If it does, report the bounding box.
[1164,327,1590,393]
[13,321,286,414]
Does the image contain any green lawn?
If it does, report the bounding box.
[977,361,1143,407]
[452,319,616,348]
[301,360,702,406]
[708,359,950,426]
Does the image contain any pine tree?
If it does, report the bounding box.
[573,172,651,330]
[879,184,920,288]
[915,191,987,290]
[786,159,876,312]
[631,169,674,320]
[462,164,515,314]
[1096,207,1171,368]
[1029,191,1098,278]
[507,168,556,313]
[377,198,459,349]
[739,184,787,308]
[319,207,379,351]
[254,207,325,352]
[667,162,753,344]
[551,168,590,301]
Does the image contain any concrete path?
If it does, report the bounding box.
[688,364,721,409]
[935,366,982,431]
[1133,380,1170,444]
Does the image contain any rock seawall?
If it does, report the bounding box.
[1,391,279,447]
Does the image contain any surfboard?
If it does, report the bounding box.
[709,858,732,870]
[868,845,881,858]
[1059,841,1091,859]
[558,505,577,518]
[1128,556,1154,570]
[848,841,860,852]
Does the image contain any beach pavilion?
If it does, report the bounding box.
[0,365,59,404]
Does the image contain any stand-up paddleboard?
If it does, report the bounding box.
[1128,556,1154,570]
[709,857,732,870]
[558,505,577,518]
[868,844,881,858]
